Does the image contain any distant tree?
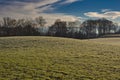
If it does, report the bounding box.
[67,22,77,38]
[80,18,117,38]
[35,16,46,27]
[0,16,118,39]
[35,16,47,35]
[80,20,97,38]
[3,17,17,27]
[21,19,40,36]
[0,17,40,36]
[48,19,67,37]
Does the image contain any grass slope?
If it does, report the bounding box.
[0,36,120,80]
[85,38,120,46]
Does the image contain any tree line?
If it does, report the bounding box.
[0,16,119,39]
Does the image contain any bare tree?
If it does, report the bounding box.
[48,19,67,37]
[35,16,46,27]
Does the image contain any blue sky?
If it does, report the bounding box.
[0,0,120,25]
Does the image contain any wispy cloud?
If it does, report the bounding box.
[101,9,111,12]
[60,0,80,4]
[0,0,80,26]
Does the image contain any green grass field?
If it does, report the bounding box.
[0,36,120,80]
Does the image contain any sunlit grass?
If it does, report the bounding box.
[0,36,120,80]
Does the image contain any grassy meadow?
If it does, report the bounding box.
[0,36,120,80]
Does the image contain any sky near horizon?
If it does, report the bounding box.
[0,0,120,25]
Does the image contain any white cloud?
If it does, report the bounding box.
[0,0,80,26]
[84,11,120,19]
[60,0,80,4]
